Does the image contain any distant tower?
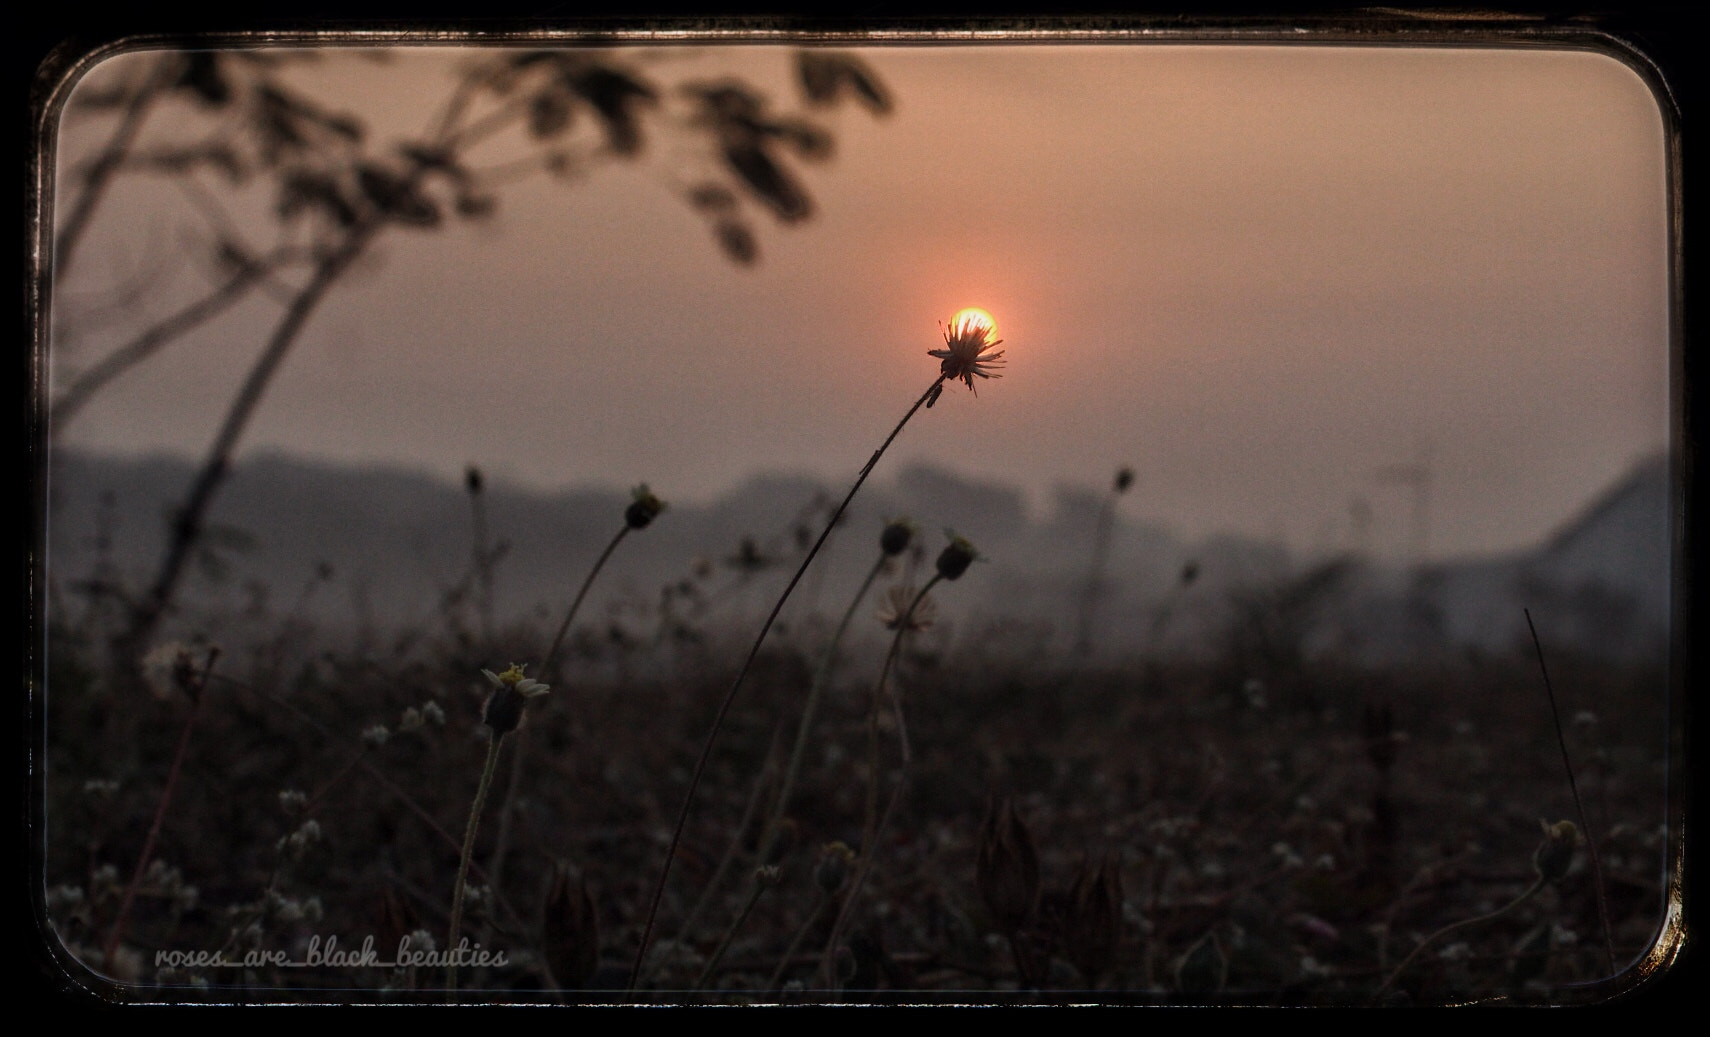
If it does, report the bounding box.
[1374,440,1434,567]
[1347,495,1373,556]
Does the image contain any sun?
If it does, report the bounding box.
[948,307,999,345]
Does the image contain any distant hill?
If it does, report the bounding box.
[42,449,1672,665]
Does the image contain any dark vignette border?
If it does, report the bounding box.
[13,1,1698,1011]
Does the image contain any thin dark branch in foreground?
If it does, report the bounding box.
[52,254,283,427]
[1523,608,1618,976]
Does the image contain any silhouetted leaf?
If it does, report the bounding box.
[723,143,811,222]
[529,90,573,138]
[175,52,232,108]
[568,64,657,155]
[773,118,833,161]
[713,219,757,264]
[357,163,440,227]
[687,182,737,213]
[797,51,892,114]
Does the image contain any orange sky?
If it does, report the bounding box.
[48,42,1671,561]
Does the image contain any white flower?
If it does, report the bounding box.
[482,664,550,698]
[876,585,936,632]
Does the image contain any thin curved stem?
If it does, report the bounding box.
[543,524,631,675]
[767,891,831,993]
[1524,609,1618,976]
[819,576,938,988]
[484,522,633,937]
[1371,875,1545,1004]
[693,872,771,991]
[447,732,505,996]
[627,374,947,990]
[100,691,203,971]
[759,552,888,863]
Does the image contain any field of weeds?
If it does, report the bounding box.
[39,537,1676,1004]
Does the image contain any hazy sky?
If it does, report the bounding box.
[48,42,1671,561]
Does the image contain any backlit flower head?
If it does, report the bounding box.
[876,584,936,632]
[480,663,550,736]
[929,308,1006,394]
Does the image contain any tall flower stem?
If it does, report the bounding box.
[628,374,947,990]
[543,525,631,675]
[819,577,938,988]
[1371,875,1545,1003]
[483,522,633,908]
[759,552,888,863]
[447,731,505,996]
[101,687,204,972]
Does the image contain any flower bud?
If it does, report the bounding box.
[1533,819,1580,882]
[542,862,600,991]
[1063,853,1124,983]
[880,518,915,557]
[625,484,667,530]
[480,664,550,736]
[976,796,1039,934]
[815,841,856,895]
[935,533,979,581]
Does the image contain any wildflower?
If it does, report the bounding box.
[879,517,916,557]
[625,484,667,530]
[480,663,550,735]
[399,707,424,731]
[876,584,936,632]
[929,308,1006,393]
[421,701,446,726]
[815,842,857,895]
[278,789,308,815]
[935,532,980,581]
[361,724,391,747]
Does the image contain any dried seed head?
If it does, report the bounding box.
[625,484,667,530]
[935,532,980,581]
[976,796,1040,934]
[815,841,857,895]
[880,517,916,557]
[1533,819,1581,883]
[1063,853,1124,983]
[542,862,600,991]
